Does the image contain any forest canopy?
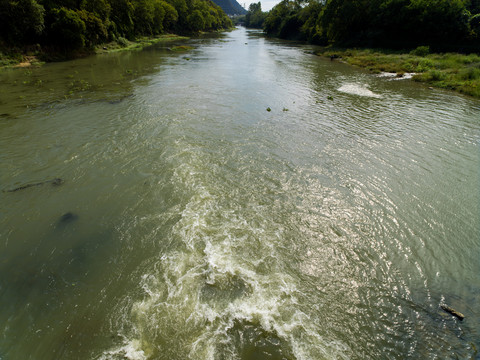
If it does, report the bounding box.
[0,0,233,51]
[246,0,480,51]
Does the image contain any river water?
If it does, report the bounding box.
[0,27,479,360]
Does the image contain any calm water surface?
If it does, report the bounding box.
[0,28,479,360]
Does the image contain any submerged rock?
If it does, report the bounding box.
[4,178,64,192]
[58,212,79,224]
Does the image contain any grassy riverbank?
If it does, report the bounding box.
[0,34,189,69]
[94,34,189,54]
[317,47,480,98]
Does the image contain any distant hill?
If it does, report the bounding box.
[212,0,247,15]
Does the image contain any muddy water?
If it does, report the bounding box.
[1,28,479,359]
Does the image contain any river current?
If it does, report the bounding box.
[0,28,479,359]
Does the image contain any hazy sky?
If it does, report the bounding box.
[242,0,281,11]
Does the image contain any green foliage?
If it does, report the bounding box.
[48,7,86,49]
[187,9,205,31]
[416,58,434,72]
[459,66,480,80]
[264,0,302,39]
[262,0,480,51]
[0,0,231,53]
[161,1,179,31]
[245,2,266,28]
[80,0,111,20]
[299,1,324,43]
[117,36,129,46]
[0,0,45,44]
[151,0,166,33]
[410,46,429,56]
[77,9,108,46]
[415,69,447,82]
[98,0,135,38]
[470,13,480,38]
[133,0,155,34]
[316,48,480,98]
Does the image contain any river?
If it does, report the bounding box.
[0,27,479,360]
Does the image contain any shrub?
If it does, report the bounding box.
[117,36,128,47]
[48,7,86,50]
[0,0,45,45]
[459,67,480,80]
[416,58,435,72]
[77,10,108,46]
[426,69,446,81]
[411,46,430,57]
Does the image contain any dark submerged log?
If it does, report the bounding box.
[441,304,465,320]
[4,178,64,192]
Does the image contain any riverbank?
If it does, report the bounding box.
[316,47,480,98]
[94,34,190,55]
[0,34,190,69]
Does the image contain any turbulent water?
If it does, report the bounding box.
[0,28,479,360]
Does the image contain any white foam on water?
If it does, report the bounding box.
[99,141,351,360]
[377,72,416,80]
[98,340,146,360]
[337,83,382,98]
[101,234,350,359]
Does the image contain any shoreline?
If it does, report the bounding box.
[0,34,190,70]
[316,48,480,99]
[93,34,190,55]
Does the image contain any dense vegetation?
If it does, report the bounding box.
[243,0,480,97]
[244,2,266,28]
[246,0,480,52]
[0,0,233,54]
[318,47,480,97]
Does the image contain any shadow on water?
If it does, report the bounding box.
[0,208,115,356]
[0,213,111,305]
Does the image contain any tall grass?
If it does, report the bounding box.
[317,47,480,98]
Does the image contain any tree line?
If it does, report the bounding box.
[0,0,233,51]
[245,0,480,51]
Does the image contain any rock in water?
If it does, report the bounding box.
[51,178,64,186]
[441,304,465,320]
[59,212,79,224]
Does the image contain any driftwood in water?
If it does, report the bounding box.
[4,178,64,192]
[441,304,465,320]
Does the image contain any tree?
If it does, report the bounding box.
[77,9,108,46]
[264,0,301,38]
[151,0,166,33]
[109,0,135,38]
[161,1,178,31]
[80,0,111,20]
[245,1,266,28]
[187,9,205,31]
[48,7,86,49]
[0,0,45,44]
